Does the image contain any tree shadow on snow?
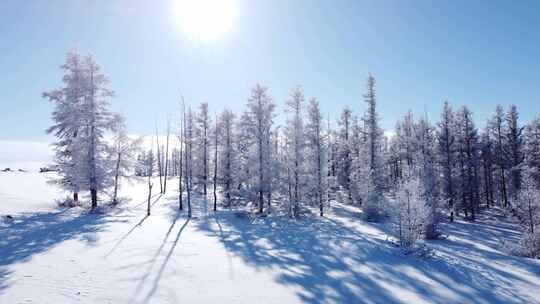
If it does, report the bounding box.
[0,207,126,294]
[194,204,540,304]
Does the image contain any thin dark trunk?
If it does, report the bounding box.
[501,167,508,207]
[258,133,264,214]
[156,127,163,194]
[147,180,152,216]
[179,130,184,211]
[213,117,218,211]
[164,123,170,193]
[317,137,323,217]
[113,152,121,204]
[89,69,98,210]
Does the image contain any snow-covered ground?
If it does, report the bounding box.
[1,172,539,304]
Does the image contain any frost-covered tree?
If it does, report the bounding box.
[284,86,306,217]
[396,111,416,178]
[336,107,353,195]
[524,115,540,188]
[490,105,509,207]
[479,127,496,209]
[79,55,116,209]
[177,108,184,211]
[414,117,440,238]
[145,149,156,178]
[362,74,385,221]
[110,114,142,204]
[135,151,146,177]
[350,142,369,206]
[436,101,457,221]
[305,98,327,216]
[505,105,525,201]
[195,102,211,196]
[212,115,219,211]
[349,115,368,206]
[183,106,195,217]
[218,110,237,207]
[45,52,116,209]
[455,106,480,220]
[391,177,428,250]
[514,172,540,258]
[44,51,86,204]
[241,84,275,213]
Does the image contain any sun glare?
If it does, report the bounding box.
[172,0,236,41]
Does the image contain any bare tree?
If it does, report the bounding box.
[163,118,171,193]
[178,101,185,211]
[213,114,218,211]
[156,123,163,194]
[183,105,194,217]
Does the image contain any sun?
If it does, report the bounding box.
[172,0,236,41]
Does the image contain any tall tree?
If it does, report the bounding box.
[524,115,540,188]
[337,107,353,195]
[284,86,306,217]
[455,106,480,220]
[163,118,171,193]
[505,105,525,201]
[490,105,509,207]
[241,84,275,213]
[306,98,327,216]
[414,117,440,238]
[178,101,185,210]
[479,127,495,208]
[362,74,384,220]
[218,110,237,207]
[44,51,86,204]
[183,105,194,217]
[436,101,457,221]
[80,54,116,209]
[156,124,163,194]
[213,114,218,211]
[196,102,211,197]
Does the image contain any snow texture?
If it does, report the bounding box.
[1,172,540,303]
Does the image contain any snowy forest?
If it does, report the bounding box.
[43,51,540,259]
[4,1,540,302]
[4,0,540,301]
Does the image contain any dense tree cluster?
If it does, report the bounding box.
[46,52,540,257]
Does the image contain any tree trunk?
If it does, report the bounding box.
[164,123,170,193]
[213,119,218,211]
[179,143,183,211]
[113,152,121,204]
[147,182,152,216]
[500,167,508,207]
[258,135,264,214]
[156,128,163,194]
[91,189,98,210]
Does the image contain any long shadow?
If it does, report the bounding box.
[194,204,540,304]
[142,218,190,303]
[132,193,163,209]
[194,207,400,304]
[105,215,150,258]
[0,208,123,294]
[105,194,167,258]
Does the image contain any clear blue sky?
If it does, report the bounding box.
[1,0,540,141]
